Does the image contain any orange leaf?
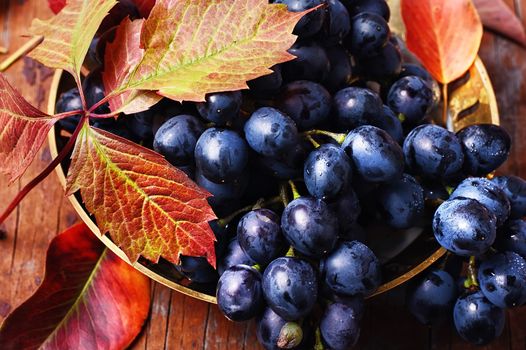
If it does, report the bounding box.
[473,0,526,47]
[66,122,217,266]
[0,223,151,350]
[401,0,483,84]
[0,74,62,182]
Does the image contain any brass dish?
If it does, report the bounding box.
[47,57,499,303]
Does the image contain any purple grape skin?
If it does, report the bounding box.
[218,239,255,276]
[320,303,361,350]
[387,76,433,124]
[282,41,331,83]
[495,220,526,258]
[333,87,383,130]
[492,175,526,219]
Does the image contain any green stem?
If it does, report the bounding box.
[288,180,301,200]
[302,130,347,144]
[279,183,290,207]
[314,328,325,350]
[216,196,282,228]
[306,135,321,148]
[285,246,295,258]
[464,256,479,289]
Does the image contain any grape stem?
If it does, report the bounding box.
[285,246,295,258]
[216,196,282,228]
[279,183,290,207]
[0,115,87,225]
[314,327,325,350]
[288,180,301,200]
[302,130,347,144]
[305,135,321,148]
[464,256,479,290]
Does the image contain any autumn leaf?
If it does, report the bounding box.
[103,18,162,114]
[0,74,65,182]
[66,122,217,267]
[473,0,526,47]
[0,223,151,350]
[47,0,66,14]
[109,0,309,102]
[29,0,118,78]
[401,0,483,84]
[133,0,156,17]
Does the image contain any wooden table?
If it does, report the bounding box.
[0,1,525,349]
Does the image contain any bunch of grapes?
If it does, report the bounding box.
[54,0,526,348]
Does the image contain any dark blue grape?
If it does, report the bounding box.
[348,0,390,21]
[262,257,318,320]
[376,174,424,229]
[277,80,331,130]
[357,42,402,80]
[216,265,263,321]
[399,63,440,104]
[218,239,256,276]
[323,240,381,296]
[453,291,505,346]
[196,91,242,126]
[153,115,205,166]
[403,124,464,180]
[82,67,110,114]
[369,105,403,144]
[248,65,283,96]
[281,197,339,258]
[349,12,390,58]
[274,0,326,38]
[333,87,383,130]
[457,124,511,176]
[320,303,361,350]
[237,209,286,265]
[325,0,351,43]
[387,76,433,124]
[178,256,218,284]
[492,175,526,219]
[282,41,331,83]
[256,307,309,350]
[194,128,249,182]
[56,88,83,133]
[323,46,353,92]
[125,110,154,142]
[342,125,404,183]
[329,187,361,235]
[303,144,353,200]
[195,168,248,202]
[244,107,299,158]
[450,177,510,226]
[478,251,526,308]
[433,198,497,256]
[495,220,526,258]
[406,269,457,325]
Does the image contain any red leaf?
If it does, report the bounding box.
[401,0,483,84]
[473,0,526,46]
[0,223,151,350]
[66,122,217,267]
[0,74,62,182]
[47,0,66,14]
[103,18,161,114]
[133,0,156,17]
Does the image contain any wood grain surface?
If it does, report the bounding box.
[0,1,525,349]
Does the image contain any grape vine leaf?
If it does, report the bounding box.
[47,0,67,14]
[401,0,483,84]
[103,18,162,114]
[66,122,217,266]
[29,0,118,78]
[0,74,64,182]
[0,223,151,350]
[473,0,526,47]
[108,0,310,102]
[133,0,156,17]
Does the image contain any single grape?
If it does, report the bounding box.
[320,302,361,350]
[82,67,110,115]
[194,128,249,182]
[406,269,457,325]
[195,168,248,202]
[333,87,383,130]
[153,115,205,166]
[457,124,511,176]
[357,42,402,81]
[492,175,526,219]
[55,88,83,133]
[450,177,510,226]
[244,107,299,158]
[262,257,318,321]
[248,65,283,96]
[348,12,390,58]
[348,0,390,21]
[196,91,242,126]
[376,174,424,229]
[256,307,308,350]
[237,209,286,265]
[323,46,353,92]
[274,0,327,38]
[403,124,464,180]
[342,125,404,183]
[433,198,497,256]
[282,41,331,83]
[478,251,526,308]
[387,76,433,124]
[178,256,218,284]
[453,291,505,346]
[281,197,339,258]
[369,105,403,144]
[303,144,353,200]
[125,110,154,142]
[495,220,526,258]
[216,265,264,321]
[329,187,361,235]
[399,63,441,105]
[323,240,381,296]
[218,239,256,276]
[324,0,351,43]
[276,80,331,130]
